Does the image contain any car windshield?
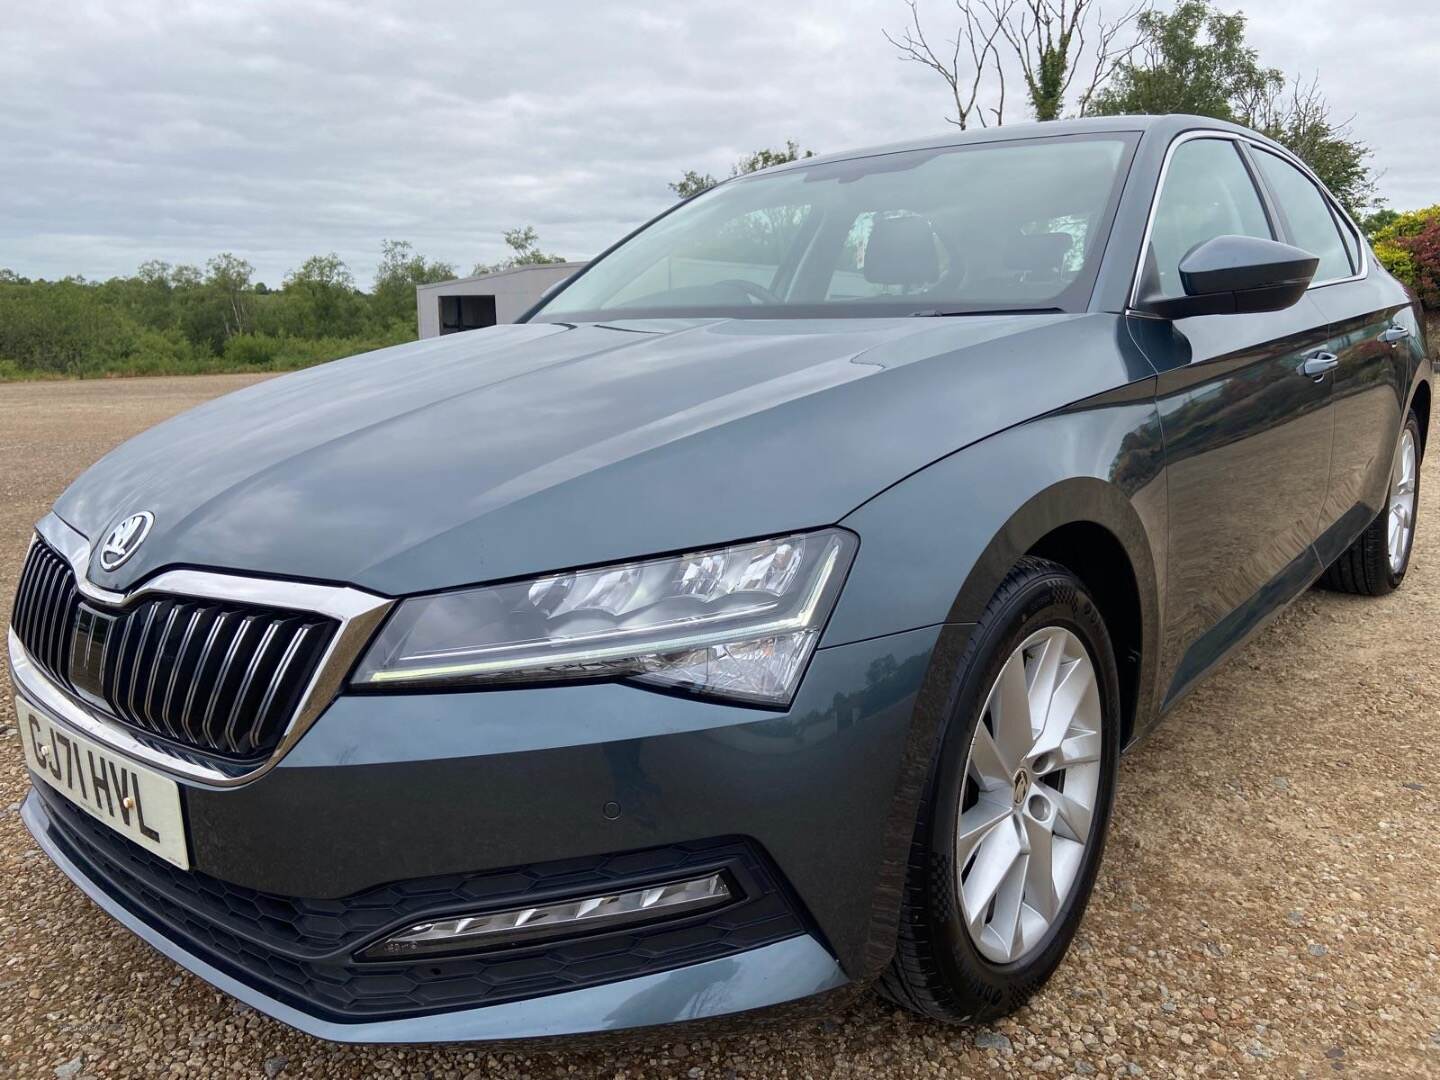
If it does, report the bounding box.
[532,132,1137,322]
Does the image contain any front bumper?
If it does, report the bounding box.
[12,620,959,1041]
[22,790,848,1043]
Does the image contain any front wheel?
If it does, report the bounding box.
[1319,410,1423,596]
[879,557,1121,1023]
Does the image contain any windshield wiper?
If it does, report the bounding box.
[910,306,1066,317]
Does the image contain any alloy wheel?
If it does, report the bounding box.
[1389,427,1418,574]
[957,626,1103,965]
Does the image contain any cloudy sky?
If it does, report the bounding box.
[3,0,1436,286]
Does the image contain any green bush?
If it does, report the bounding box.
[99,328,222,377]
[222,332,282,369]
[1370,205,1440,308]
[214,325,417,373]
[0,283,420,381]
[1373,241,1418,288]
[0,244,440,381]
[0,357,48,381]
[0,282,139,375]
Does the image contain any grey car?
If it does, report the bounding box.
[10,114,1430,1043]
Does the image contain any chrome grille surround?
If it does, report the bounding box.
[8,513,394,787]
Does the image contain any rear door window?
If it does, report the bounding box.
[1251,149,1354,282]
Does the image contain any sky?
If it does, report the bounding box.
[2,0,1437,287]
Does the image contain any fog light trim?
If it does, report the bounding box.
[360,872,732,960]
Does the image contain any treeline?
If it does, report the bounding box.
[885,0,1380,218]
[0,240,457,379]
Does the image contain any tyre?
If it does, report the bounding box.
[1319,410,1422,596]
[879,557,1121,1023]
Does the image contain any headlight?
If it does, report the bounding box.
[351,529,856,705]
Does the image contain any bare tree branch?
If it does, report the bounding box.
[1238,72,1378,214]
[884,0,1012,129]
[1075,1,1147,116]
[990,32,1008,122]
[886,0,1143,125]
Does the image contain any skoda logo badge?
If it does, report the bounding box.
[99,511,154,571]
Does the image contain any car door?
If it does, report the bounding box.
[1126,134,1336,704]
[1246,145,1416,566]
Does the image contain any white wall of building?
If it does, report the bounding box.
[415,263,586,338]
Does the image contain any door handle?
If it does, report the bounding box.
[1380,326,1411,344]
[1299,352,1339,379]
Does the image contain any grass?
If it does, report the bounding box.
[0,328,415,383]
[0,355,320,382]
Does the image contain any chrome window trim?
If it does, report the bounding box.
[1245,142,1367,288]
[1126,128,1367,314]
[9,513,394,788]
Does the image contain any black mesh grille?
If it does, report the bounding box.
[31,785,807,1021]
[11,535,337,761]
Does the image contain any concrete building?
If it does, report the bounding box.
[415,262,587,338]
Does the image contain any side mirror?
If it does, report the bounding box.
[1140,235,1319,320]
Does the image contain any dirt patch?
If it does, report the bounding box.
[0,375,1436,1078]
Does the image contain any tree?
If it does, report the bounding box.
[884,0,1144,126]
[372,240,455,325]
[1086,1,1278,119]
[1360,209,1400,240]
[282,253,358,336]
[204,253,256,339]
[1002,0,1146,120]
[168,253,254,351]
[0,245,440,380]
[670,170,718,199]
[136,259,171,286]
[1239,77,1376,218]
[0,279,141,375]
[170,264,203,290]
[1088,2,1378,215]
[733,141,816,175]
[286,252,353,292]
[668,140,816,199]
[471,226,565,277]
[123,259,178,331]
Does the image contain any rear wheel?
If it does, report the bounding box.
[1320,411,1422,596]
[879,558,1120,1023]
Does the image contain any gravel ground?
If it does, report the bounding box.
[0,374,1436,1079]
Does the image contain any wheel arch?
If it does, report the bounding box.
[945,478,1161,747]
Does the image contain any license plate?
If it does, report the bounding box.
[18,697,189,869]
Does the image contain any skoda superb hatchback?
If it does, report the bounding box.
[11,115,1429,1043]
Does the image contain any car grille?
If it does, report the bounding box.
[11,538,83,688]
[11,535,337,762]
[30,784,807,1021]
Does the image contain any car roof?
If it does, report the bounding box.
[756,114,1285,176]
